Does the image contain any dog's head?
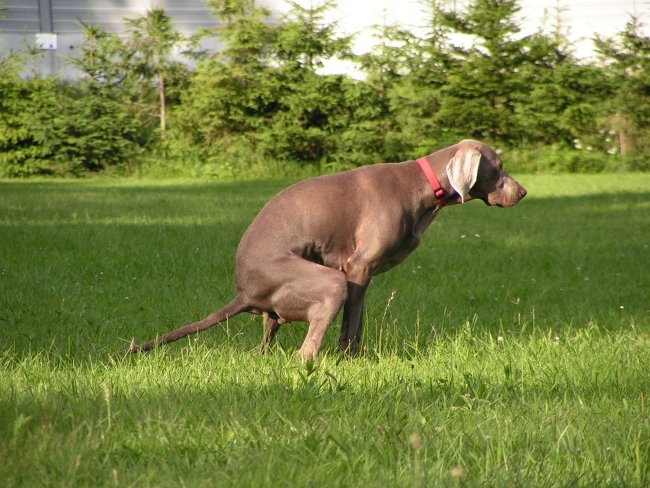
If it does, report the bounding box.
[446,139,526,208]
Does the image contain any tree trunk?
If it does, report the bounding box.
[619,129,629,157]
[159,70,166,142]
[617,112,630,157]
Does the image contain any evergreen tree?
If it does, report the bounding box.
[73,20,121,83]
[175,0,277,157]
[72,10,187,147]
[275,0,352,72]
[0,73,140,176]
[595,15,650,164]
[436,0,527,142]
[208,0,276,66]
[3,0,647,175]
[261,0,355,163]
[352,22,418,161]
[389,0,459,154]
[123,8,184,142]
[513,14,607,148]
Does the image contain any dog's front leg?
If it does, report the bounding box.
[339,282,367,355]
[339,252,378,355]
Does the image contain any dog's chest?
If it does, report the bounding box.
[375,209,439,274]
[374,233,421,275]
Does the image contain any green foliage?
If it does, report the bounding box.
[1,0,650,176]
[505,145,622,173]
[206,0,276,66]
[0,67,140,176]
[71,10,189,149]
[170,0,277,166]
[0,8,191,176]
[275,0,353,72]
[515,58,607,147]
[595,15,650,158]
[122,8,185,142]
[174,0,357,167]
[435,1,528,142]
[360,21,448,159]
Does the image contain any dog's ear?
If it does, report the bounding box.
[446,146,481,203]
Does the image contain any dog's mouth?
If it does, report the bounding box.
[485,190,526,208]
[480,195,499,207]
[488,196,519,207]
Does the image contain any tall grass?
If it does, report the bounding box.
[1,174,648,486]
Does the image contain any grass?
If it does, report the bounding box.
[1,173,649,487]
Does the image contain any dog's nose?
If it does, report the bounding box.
[518,187,527,199]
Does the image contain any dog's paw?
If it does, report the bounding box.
[296,347,318,362]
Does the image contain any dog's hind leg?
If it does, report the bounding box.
[260,257,348,360]
[259,314,282,354]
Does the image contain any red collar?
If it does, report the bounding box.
[416,157,446,208]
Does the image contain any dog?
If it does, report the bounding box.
[127,139,526,359]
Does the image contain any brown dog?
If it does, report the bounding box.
[128,139,526,359]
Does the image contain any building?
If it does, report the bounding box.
[0,0,223,78]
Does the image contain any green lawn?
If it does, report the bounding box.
[1,174,648,487]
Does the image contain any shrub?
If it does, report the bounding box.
[505,145,623,174]
[0,75,142,177]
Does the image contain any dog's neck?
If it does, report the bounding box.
[414,154,460,208]
[416,157,446,208]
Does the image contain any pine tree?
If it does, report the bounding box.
[72,10,187,147]
[123,8,184,142]
[389,0,458,154]
[436,0,527,142]
[595,15,650,163]
[512,4,607,148]
[261,0,356,163]
[275,0,352,72]
[176,0,278,158]
[354,22,418,160]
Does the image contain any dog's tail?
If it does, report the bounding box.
[126,295,249,354]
